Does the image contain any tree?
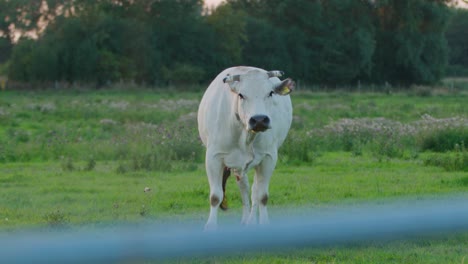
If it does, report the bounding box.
[241,17,292,74]
[5,0,454,87]
[312,0,375,84]
[206,3,247,69]
[8,0,158,85]
[8,38,34,81]
[0,37,12,63]
[0,0,76,42]
[147,0,214,84]
[445,8,468,75]
[372,0,451,85]
[228,0,375,85]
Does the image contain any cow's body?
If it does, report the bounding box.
[197,66,294,230]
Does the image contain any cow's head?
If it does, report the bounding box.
[223,70,294,133]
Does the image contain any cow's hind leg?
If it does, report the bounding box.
[220,167,230,210]
[205,152,224,231]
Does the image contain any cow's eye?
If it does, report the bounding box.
[238,93,245,100]
[268,91,274,97]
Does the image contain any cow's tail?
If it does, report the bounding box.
[220,167,230,211]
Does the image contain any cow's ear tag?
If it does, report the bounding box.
[274,78,295,95]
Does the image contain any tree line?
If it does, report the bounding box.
[0,0,467,88]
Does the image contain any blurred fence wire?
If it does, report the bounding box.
[1,195,467,263]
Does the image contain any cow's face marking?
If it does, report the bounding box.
[261,194,269,206]
[210,195,220,207]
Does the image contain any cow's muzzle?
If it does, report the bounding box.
[248,115,271,132]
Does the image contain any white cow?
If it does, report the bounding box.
[197,66,294,230]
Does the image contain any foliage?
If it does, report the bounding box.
[445,8,468,76]
[84,156,96,171]
[162,63,206,85]
[206,3,247,68]
[0,89,466,168]
[0,37,12,64]
[416,114,468,152]
[302,115,468,160]
[310,0,376,84]
[279,130,318,164]
[372,0,451,85]
[420,127,468,152]
[7,39,34,82]
[424,142,468,171]
[0,0,69,41]
[118,121,204,172]
[1,0,459,88]
[60,156,75,171]
[43,209,70,228]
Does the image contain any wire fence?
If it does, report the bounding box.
[1,195,467,263]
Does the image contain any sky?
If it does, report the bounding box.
[204,0,225,7]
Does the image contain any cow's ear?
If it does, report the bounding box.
[223,74,241,93]
[274,78,295,95]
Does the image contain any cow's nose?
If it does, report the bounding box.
[249,115,270,132]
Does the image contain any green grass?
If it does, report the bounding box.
[2,153,466,229]
[0,88,467,263]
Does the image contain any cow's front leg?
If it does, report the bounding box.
[205,151,224,231]
[235,172,250,224]
[248,156,275,225]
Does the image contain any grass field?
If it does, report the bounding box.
[0,87,467,263]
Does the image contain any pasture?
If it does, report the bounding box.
[0,87,467,263]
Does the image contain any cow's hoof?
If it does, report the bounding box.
[220,197,229,211]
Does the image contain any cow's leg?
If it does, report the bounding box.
[235,172,250,224]
[248,156,275,225]
[220,167,231,210]
[204,152,224,231]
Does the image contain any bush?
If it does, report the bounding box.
[419,127,468,152]
[60,156,75,171]
[424,142,468,171]
[84,156,96,171]
[297,115,467,159]
[161,64,205,85]
[131,152,173,172]
[279,130,318,164]
[117,120,204,172]
[314,117,411,157]
[369,133,406,160]
[8,39,34,82]
[43,209,69,228]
